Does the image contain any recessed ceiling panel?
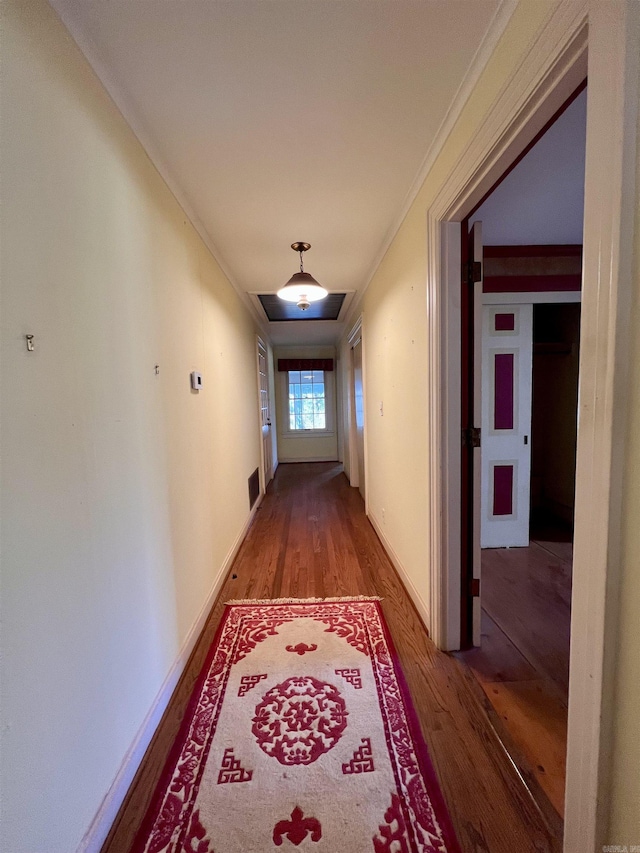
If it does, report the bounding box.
[258,293,346,322]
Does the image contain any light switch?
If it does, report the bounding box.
[190,371,203,391]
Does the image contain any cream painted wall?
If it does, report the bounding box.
[274,346,338,462]
[607,67,640,842]
[341,0,557,614]
[0,3,260,851]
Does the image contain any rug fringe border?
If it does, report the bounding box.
[225,595,382,605]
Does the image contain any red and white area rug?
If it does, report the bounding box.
[133,597,461,853]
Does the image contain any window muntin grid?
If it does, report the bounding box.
[288,370,326,430]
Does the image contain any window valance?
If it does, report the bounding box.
[277,359,334,372]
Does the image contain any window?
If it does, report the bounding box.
[288,370,326,430]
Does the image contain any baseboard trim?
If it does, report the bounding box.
[367,512,431,635]
[76,494,263,853]
[278,457,339,464]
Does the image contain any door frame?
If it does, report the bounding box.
[346,315,367,509]
[426,0,639,848]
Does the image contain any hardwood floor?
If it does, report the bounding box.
[483,538,572,692]
[102,463,563,853]
[458,534,572,818]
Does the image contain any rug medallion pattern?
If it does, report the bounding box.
[134,599,460,853]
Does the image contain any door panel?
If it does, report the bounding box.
[481,304,533,547]
[257,338,273,489]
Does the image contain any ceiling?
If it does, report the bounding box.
[50,0,506,345]
[471,88,587,245]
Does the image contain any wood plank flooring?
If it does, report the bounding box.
[483,540,572,692]
[102,463,563,853]
[458,536,572,817]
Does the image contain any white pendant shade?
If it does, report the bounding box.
[277,272,328,303]
[277,244,328,310]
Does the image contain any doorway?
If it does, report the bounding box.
[463,293,581,817]
[457,87,586,819]
[427,6,637,848]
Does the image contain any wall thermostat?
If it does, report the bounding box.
[190,371,203,391]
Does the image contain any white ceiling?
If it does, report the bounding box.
[471,88,587,245]
[50,0,506,344]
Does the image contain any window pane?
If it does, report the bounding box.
[287,368,327,432]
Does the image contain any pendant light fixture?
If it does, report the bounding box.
[277,242,328,311]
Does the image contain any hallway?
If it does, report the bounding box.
[105,463,562,853]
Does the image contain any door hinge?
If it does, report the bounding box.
[464,260,482,285]
[462,426,481,448]
[470,578,480,597]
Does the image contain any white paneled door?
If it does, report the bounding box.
[257,338,273,490]
[481,304,533,548]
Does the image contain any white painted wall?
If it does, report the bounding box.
[471,88,586,244]
[0,3,260,851]
[274,346,338,462]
